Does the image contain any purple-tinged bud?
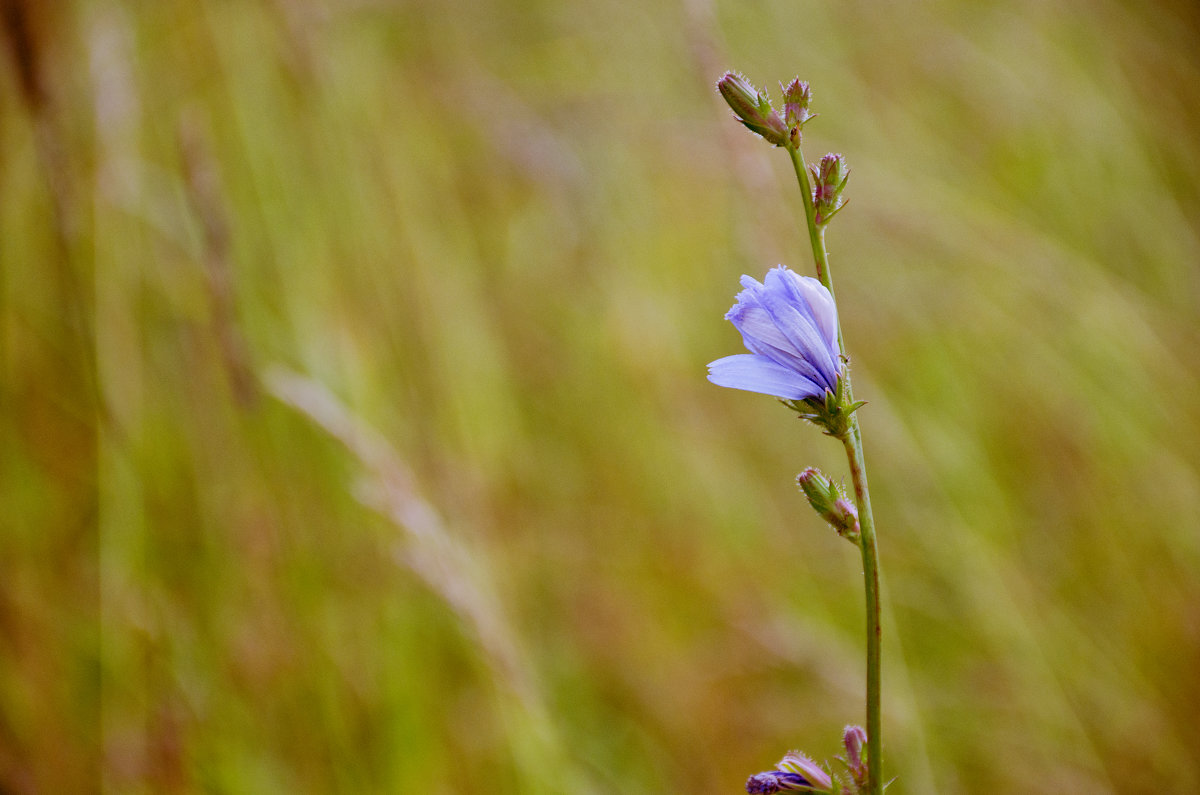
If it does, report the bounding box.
[832,497,860,540]
[778,750,834,791]
[842,726,869,788]
[781,78,814,129]
[717,71,790,147]
[843,725,866,768]
[810,153,850,225]
[817,154,849,194]
[797,468,859,542]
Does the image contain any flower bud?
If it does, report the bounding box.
[796,468,859,542]
[781,78,814,129]
[717,71,790,146]
[832,498,860,536]
[842,725,869,788]
[843,725,866,768]
[810,153,850,225]
[796,467,838,515]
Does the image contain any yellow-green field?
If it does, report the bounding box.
[4,0,1199,791]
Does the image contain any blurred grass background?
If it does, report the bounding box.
[3,0,1200,791]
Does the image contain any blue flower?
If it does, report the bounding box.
[708,266,841,401]
[745,750,835,793]
[745,771,816,793]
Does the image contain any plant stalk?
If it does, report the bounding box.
[787,144,883,795]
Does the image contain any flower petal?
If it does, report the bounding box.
[757,283,839,389]
[763,267,838,356]
[707,354,825,400]
[726,301,826,384]
[781,269,838,353]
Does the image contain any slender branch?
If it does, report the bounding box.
[786,142,884,795]
[786,147,833,291]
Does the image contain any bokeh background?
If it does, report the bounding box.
[4,0,1200,792]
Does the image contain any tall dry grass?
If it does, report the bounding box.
[1,0,1198,791]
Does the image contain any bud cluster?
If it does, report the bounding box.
[717,71,851,227]
[717,72,814,149]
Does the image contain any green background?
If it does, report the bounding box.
[4,0,1199,791]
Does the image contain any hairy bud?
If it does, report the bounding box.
[717,71,790,147]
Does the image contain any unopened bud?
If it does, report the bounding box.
[781,78,814,129]
[717,71,790,147]
[832,497,860,539]
[842,725,868,787]
[797,468,859,542]
[797,467,837,514]
[810,153,850,225]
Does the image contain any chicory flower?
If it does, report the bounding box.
[707,266,841,402]
[744,771,817,793]
[745,750,834,793]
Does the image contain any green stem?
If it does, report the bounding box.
[843,429,882,795]
[786,147,832,292]
[787,144,883,795]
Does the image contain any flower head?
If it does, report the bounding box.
[708,266,841,402]
[745,750,834,793]
[745,771,816,794]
